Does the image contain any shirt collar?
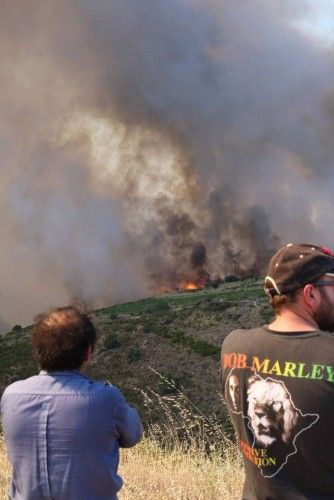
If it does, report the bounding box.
[39,370,91,380]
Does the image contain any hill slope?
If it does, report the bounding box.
[0,278,272,421]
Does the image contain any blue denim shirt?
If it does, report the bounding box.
[1,370,142,499]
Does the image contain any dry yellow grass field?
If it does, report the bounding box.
[118,385,245,499]
[119,436,244,499]
[0,436,244,500]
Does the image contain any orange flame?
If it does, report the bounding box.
[181,281,202,290]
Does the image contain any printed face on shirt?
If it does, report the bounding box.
[247,376,298,447]
[228,374,240,410]
[222,351,320,478]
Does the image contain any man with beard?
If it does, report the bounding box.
[221,243,334,498]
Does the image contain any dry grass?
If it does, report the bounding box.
[0,377,244,499]
[119,374,244,499]
[0,435,11,500]
[119,436,244,499]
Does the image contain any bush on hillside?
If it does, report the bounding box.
[11,325,22,332]
[104,333,121,350]
[142,300,170,314]
[143,321,154,333]
[224,275,239,283]
[199,299,233,312]
[128,346,142,363]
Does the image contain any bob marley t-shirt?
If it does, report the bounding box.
[221,327,334,499]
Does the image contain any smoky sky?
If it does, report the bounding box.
[1,0,334,326]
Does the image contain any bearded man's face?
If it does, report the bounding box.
[314,286,334,333]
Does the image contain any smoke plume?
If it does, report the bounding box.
[1,0,334,325]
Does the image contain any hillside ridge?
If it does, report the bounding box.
[0,277,272,422]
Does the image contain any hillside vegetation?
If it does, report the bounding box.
[0,277,271,418]
[0,277,271,498]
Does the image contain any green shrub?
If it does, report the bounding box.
[155,301,170,312]
[154,325,170,338]
[200,300,233,312]
[168,330,220,358]
[188,340,220,357]
[104,333,121,350]
[11,325,22,332]
[128,346,142,363]
[142,300,170,314]
[143,322,154,334]
[241,274,258,281]
[171,330,185,343]
[224,275,239,283]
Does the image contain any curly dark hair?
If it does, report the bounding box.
[31,306,97,371]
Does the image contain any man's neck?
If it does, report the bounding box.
[268,308,319,332]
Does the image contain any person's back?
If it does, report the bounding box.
[221,244,334,499]
[222,326,334,499]
[1,306,142,500]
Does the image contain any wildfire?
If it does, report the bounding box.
[181,281,204,291]
[159,276,218,294]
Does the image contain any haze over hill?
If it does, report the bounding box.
[2,1,334,327]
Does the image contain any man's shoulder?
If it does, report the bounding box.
[2,374,41,395]
[1,373,124,401]
[68,376,127,407]
[223,327,264,344]
[92,380,124,397]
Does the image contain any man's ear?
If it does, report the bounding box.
[83,345,93,363]
[302,284,320,309]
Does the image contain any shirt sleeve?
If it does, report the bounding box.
[105,385,143,448]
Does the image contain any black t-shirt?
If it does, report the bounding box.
[221,327,334,499]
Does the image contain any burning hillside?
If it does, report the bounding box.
[1,1,334,326]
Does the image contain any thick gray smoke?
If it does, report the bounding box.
[1,0,334,325]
